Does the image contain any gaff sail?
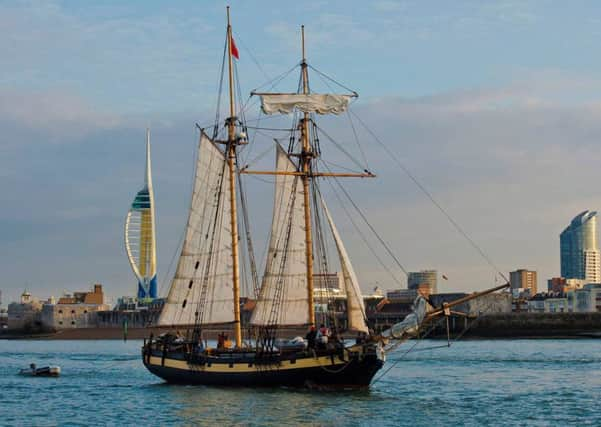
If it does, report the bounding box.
[158,132,235,326]
[250,145,309,326]
[320,196,369,333]
[258,93,354,115]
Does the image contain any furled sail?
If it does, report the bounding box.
[259,93,353,115]
[251,145,309,326]
[381,296,428,339]
[320,197,369,333]
[158,132,235,326]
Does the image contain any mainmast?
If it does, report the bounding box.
[226,6,242,348]
[300,26,315,326]
[245,26,374,330]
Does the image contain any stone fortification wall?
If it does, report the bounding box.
[463,312,601,337]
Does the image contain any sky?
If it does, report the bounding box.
[3,0,601,304]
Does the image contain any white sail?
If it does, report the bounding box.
[251,145,309,326]
[320,196,369,333]
[158,132,235,326]
[259,94,353,115]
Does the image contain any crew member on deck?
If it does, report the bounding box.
[305,326,317,348]
[316,324,330,349]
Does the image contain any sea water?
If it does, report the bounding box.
[1,339,600,426]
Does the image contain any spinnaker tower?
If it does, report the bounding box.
[125,129,158,300]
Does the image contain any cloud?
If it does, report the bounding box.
[319,73,601,292]
[0,1,217,114]
[266,13,374,51]
[3,67,601,302]
[0,89,122,145]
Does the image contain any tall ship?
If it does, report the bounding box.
[142,8,507,388]
[125,129,158,301]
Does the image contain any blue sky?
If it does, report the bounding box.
[3,0,601,303]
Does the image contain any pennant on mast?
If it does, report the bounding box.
[230,36,239,59]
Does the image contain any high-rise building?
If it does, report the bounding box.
[407,270,437,294]
[560,211,600,283]
[510,269,537,295]
[125,130,158,300]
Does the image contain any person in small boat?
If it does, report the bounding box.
[305,325,317,348]
[30,363,36,372]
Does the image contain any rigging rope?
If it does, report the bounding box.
[372,317,444,385]
[236,152,261,298]
[307,64,358,95]
[322,175,404,287]
[346,110,370,170]
[321,162,408,276]
[374,286,508,383]
[313,123,369,173]
[349,109,509,284]
[212,33,228,140]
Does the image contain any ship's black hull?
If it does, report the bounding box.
[142,343,384,388]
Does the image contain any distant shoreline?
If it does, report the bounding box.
[2,327,601,341]
[2,312,601,340]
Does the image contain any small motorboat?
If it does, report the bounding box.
[19,364,60,377]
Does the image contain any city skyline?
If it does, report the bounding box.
[4,1,601,302]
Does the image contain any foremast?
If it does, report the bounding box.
[226,6,242,348]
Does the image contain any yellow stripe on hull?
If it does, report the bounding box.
[147,354,345,373]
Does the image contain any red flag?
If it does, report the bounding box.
[230,36,239,59]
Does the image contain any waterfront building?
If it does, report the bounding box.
[97,297,165,328]
[7,291,44,330]
[125,130,158,300]
[313,273,345,309]
[544,297,569,313]
[407,270,437,294]
[528,291,576,313]
[548,277,567,293]
[0,308,7,330]
[388,284,431,301]
[386,289,418,301]
[572,284,601,313]
[41,284,110,330]
[510,269,537,296]
[560,211,600,283]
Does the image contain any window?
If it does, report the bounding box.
[58,321,63,325]
[71,310,75,314]
[58,310,62,314]
[71,321,75,325]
